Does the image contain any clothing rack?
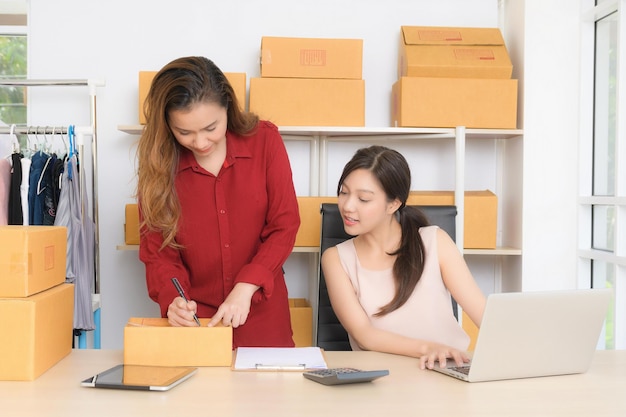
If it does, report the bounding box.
[1,78,104,348]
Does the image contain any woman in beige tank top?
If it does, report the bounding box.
[321,146,486,370]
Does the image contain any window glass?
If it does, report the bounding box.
[0,34,26,125]
[591,205,615,251]
[592,260,615,349]
[593,13,617,196]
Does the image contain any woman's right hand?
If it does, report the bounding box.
[167,296,199,327]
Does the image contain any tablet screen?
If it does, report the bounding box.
[81,364,198,391]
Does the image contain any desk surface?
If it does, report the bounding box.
[1,349,625,417]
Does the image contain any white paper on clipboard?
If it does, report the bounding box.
[233,347,328,371]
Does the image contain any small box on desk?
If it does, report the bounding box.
[0,226,67,297]
[407,190,498,249]
[289,298,313,347]
[0,283,74,381]
[249,77,365,127]
[124,204,140,245]
[124,318,233,367]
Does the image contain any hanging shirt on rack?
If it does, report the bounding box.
[8,152,23,225]
[28,150,50,226]
[0,158,10,225]
[20,156,30,225]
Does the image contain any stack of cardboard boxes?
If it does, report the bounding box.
[0,226,73,381]
[392,26,518,129]
[250,36,365,126]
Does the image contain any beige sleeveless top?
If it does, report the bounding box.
[336,225,469,351]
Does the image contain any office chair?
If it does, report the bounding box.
[316,203,458,351]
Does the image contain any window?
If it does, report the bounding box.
[580,1,625,349]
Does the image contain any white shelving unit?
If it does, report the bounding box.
[118,124,524,336]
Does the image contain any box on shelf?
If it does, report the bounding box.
[0,226,67,298]
[249,77,365,127]
[407,190,498,249]
[289,298,313,347]
[260,36,363,79]
[124,204,140,245]
[399,26,513,79]
[124,317,233,367]
[138,71,247,124]
[0,283,74,381]
[391,76,518,129]
[295,196,339,247]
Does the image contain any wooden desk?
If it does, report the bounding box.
[1,349,625,416]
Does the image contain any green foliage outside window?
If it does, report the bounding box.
[0,35,27,125]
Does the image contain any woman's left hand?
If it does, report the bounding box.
[418,342,470,370]
[207,282,259,328]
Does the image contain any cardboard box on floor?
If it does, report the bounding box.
[124,318,233,367]
[249,77,365,127]
[260,36,363,79]
[399,26,513,79]
[124,204,139,245]
[392,76,518,129]
[289,298,312,347]
[0,283,74,381]
[407,190,498,249]
[138,71,247,124]
[0,226,67,297]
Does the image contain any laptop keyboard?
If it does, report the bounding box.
[450,366,471,375]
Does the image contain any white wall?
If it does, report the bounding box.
[504,0,583,291]
[24,0,564,349]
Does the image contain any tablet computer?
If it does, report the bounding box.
[81,364,198,391]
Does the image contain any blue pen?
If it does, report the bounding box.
[171,277,201,327]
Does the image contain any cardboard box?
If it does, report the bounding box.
[391,76,518,129]
[407,190,498,249]
[139,71,247,124]
[0,283,74,380]
[399,26,513,79]
[0,226,67,297]
[289,298,313,347]
[250,77,365,126]
[260,37,363,79]
[125,204,140,245]
[124,317,233,367]
[295,196,338,247]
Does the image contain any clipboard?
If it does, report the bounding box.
[232,347,328,371]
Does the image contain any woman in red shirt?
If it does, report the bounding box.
[136,56,300,348]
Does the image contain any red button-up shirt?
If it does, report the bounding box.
[139,121,300,348]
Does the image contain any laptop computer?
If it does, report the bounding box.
[81,364,198,391]
[432,288,612,382]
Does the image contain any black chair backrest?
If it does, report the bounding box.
[316,203,458,351]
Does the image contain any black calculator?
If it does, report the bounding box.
[302,367,389,385]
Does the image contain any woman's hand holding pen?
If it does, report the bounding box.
[207,282,259,328]
[167,297,200,327]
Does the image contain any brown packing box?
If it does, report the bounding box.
[399,26,513,79]
[124,317,233,367]
[0,283,74,381]
[289,298,313,347]
[138,71,247,124]
[391,76,518,129]
[125,204,140,245]
[260,37,363,79]
[407,190,498,249]
[295,196,339,247]
[0,226,67,297]
[249,77,365,126]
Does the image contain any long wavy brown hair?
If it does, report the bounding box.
[136,56,258,249]
[337,146,431,316]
